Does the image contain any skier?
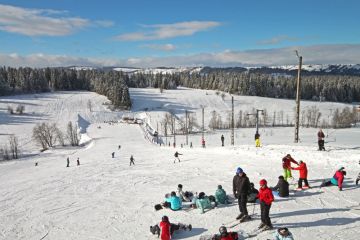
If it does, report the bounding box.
[66,157,70,167]
[77,157,80,166]
[111,152,115,158]
[320,167,346,191]
[163,191,182,211]
[291,160,310,190]
[257,179,274,231]
[271,176,289,197]
[221,134,225,147]
[255,132,261,147]
[202,137,206,148]
[215,185,229,205]
[130,155,135,166]
[176,184,193,202]
[174,151,182,163]
[210,226,239,240]
[318,129,325,151]
[247,182,259,203]
[233,167,251,222]
[274,227,294,240]
[282,154,299,182]
[150,215,192,240]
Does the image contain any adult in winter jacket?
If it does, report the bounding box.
[215,185,229,204]
[233,167,251,221]
[195,192,213,213]
[164,191,182,210]
[291,160,310,189]
[273,227,294,240]
[282,154,299,181]
[221,135,225,147]
[151,216,192,240]
[257,179,274,230]
[318,129,325,151]
[255,132,261,147]
[271,176,289,197]
[321,167,346,191]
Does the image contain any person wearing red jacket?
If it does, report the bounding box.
[155,216,192,240]
[291,160,310,190]
[282,154,299,182]
[321,167,346,191]
[257,179,274,231]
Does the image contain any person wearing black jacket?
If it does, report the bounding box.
[271,176,289,197]
[233,167,251,221]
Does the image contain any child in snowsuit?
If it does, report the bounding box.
[291,160,310,190]
[274,227,294,240]
[150,215,192,240]
[211,226,239,240]
[257,179,274,231]
[163,191,182,210]
[194,192,214,213]
[215,185,229,204]
[282,154,299,182]
[321,167,346,191]
[247,182,259,203]
[271,176,289,197]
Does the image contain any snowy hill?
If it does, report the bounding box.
[0,88,359,240]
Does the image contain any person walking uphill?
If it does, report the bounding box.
[257,179,274,231]
[318,129,325,151]
[130,155,135,166]
[233,167,251,222]
[282,154,299,182]
[221,134,225,147]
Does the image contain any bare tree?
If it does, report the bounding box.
[9,135,19,159]
[67,121,80,146]
[1,145,10,160]
[32,123,59,150]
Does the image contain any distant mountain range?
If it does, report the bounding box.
[69,64,360,76]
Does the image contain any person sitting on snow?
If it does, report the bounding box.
[194,192,214,213]
[273,227,294,240]
[271,176,289,197]
[150,215,192,240]
[247,182,259,203]
[163,191,182,210]
[176,184,193,202]
[321,167,346,191]
[210,226,239,240]
[215,185,230,204]
[291,160,310,190]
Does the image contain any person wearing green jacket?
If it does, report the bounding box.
[215,185,229,204]
[195,192,213,213]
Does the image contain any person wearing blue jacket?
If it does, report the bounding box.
[164,191,182,211]
[195,192,213,213]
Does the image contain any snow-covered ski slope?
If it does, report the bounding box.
[0,88,359,240]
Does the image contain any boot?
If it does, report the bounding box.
[262,225,273,231]
[239,215,251,223]
[258,222,265,229]
[236,213,244,220]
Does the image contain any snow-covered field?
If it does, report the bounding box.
[0,88,359,240]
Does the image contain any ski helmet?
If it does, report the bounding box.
[162,216,169,222]
[259,179,267,186]
[219,226,227,234]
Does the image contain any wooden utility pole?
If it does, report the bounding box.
[185,110,188,145]
[295,51,302,143]
[231,96,234,145]
[202,106,205,140]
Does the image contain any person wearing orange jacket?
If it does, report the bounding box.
[257,179,274,231]
[291,160,310,190]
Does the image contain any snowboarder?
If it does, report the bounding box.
[271,176,289,197]
[66,157,70,167]
[318,129,325,151]
[274,227,294,240]
[194,192,215,213]
[291,160,310,190]
[111,152,115,158]
[247,182,259,203]
[149,215,192,240]
[221,134,225,147]
[282,154,299,182]
[320,167,346,191]
[77,157,80,166]
[215,185,229,204]
[130,155,135,166]
[202,137,206,148]
[163,191,182,211]
[233,167,251,222]
[255,132,261,147]
[174,151,182,163]
[257,179,274,231]
[176,184,193,202]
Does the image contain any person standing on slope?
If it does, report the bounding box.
[291,160,310,190]
[66,157,70,167]
[257,179,274,231]
[233,167,251,222]
[318,129,325,151]
[255,131,261,147]
[221,134,225,147]
[282,154,299,182]
[129,155,135,166]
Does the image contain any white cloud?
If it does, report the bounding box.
[141,43,176,51]
[1,44,360,68]
[257,35,299,45]
[114,21,221,41]
[0,4,112,36]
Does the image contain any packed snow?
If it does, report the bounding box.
[0,88,359,240]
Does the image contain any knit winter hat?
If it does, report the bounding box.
[218,185,222,189]
[178,184,183,189]
[236,167,243,174]
[259,179,267,186]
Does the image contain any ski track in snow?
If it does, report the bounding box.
[0,88,359,240]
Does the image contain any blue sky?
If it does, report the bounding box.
[0,0,359,67]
